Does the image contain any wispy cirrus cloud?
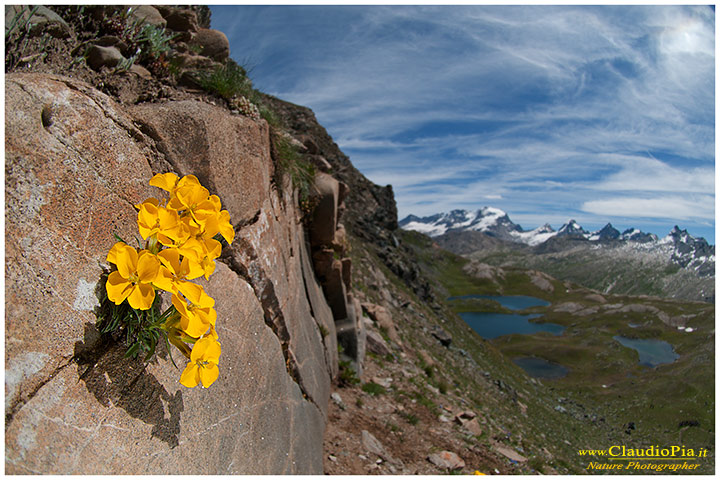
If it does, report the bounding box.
[212,5,714,241]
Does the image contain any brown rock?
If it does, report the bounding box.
[461,418,483,436]
[361,303,401,346]
[131,100,272,225]
[128,5,166,28]
[161,7,199,33]
[494,444,528,463]
[309,172,339,248]
[5,73,332,474]
[172,52,218,70]
[191,28,230,62]
[306,154,332,172]
[5,5,70,38]
[128,64,152,79]
[86,45,125,70]
[332,223,347,253]
[427,451,465,471]
[341,257,352,290]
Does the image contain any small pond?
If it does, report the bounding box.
[459,312,565,339]
[513,356,569,379]
[613,335,679,367]
[449,294,550,310]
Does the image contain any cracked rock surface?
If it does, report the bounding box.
[5,72,334,474]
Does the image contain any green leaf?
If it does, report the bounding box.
[125,342,141,359]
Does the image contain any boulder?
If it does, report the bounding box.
[427,451,465,471]
[366,330,392,357]
[306,154,332,172]
[128,5,166,28]
[191,28,230,62]
[5,73,334,474]
[430,325,452,347]
[159,7,199,33]
[5,5,71,38]
[361,303,401,346]
[362,430,403,467]
[494,444,528,463]
[131,100,272,225]
[128,64,152,79]
[309,172,339,248]
[86,45,125,70]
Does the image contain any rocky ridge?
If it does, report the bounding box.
[5,5,364,474]
[401,208,714,302]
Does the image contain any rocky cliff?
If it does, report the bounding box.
[4,5,370,474]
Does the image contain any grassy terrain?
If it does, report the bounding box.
[397,229,715,473]
[464,240,714,303]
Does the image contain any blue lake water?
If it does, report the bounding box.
[449,294,550,310]
[513,357,569,379]
[613,336,679,367]
[459,312,565,339]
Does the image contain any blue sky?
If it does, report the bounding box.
[210,5,715,243]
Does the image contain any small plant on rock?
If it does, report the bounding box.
[194,60,253,100]
[98,173,234,389]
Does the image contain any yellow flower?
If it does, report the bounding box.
[180,336,221,388]
[154,248,201,294]
[149,172,180,194]
[178,237,222,280]
[203,208,235,244]
[136,199,189,247]
[105,244,161,310]
[171,284,216,338]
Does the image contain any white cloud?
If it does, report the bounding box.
[214,5,714,240]
[582,196,715,222]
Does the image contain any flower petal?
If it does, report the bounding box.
[153,266,176,293]
[127,283,155,310]
[199,363,219,388]
[136,251,160,283]
[106,241,127,265]
[150,172,179,193]
[106,271,132,305]
[115,245,138,279]
[179,362,200,388]
[177,282,214,308]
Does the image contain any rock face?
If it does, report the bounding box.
[5,73,338,474]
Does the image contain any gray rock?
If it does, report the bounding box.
[362,430,403,467]
[431,325,452,347]
[366,330,392,357]
[331,392,346,410]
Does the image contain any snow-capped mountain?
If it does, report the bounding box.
[399,208,714,277]
[399,208,522,241]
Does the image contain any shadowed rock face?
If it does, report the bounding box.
[5,73,335,474]
[259,94,399,243]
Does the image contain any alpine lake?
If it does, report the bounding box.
[448,294,682,379]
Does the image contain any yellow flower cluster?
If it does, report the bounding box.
[105,173,234,388]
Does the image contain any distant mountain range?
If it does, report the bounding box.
[399,208,715,281]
